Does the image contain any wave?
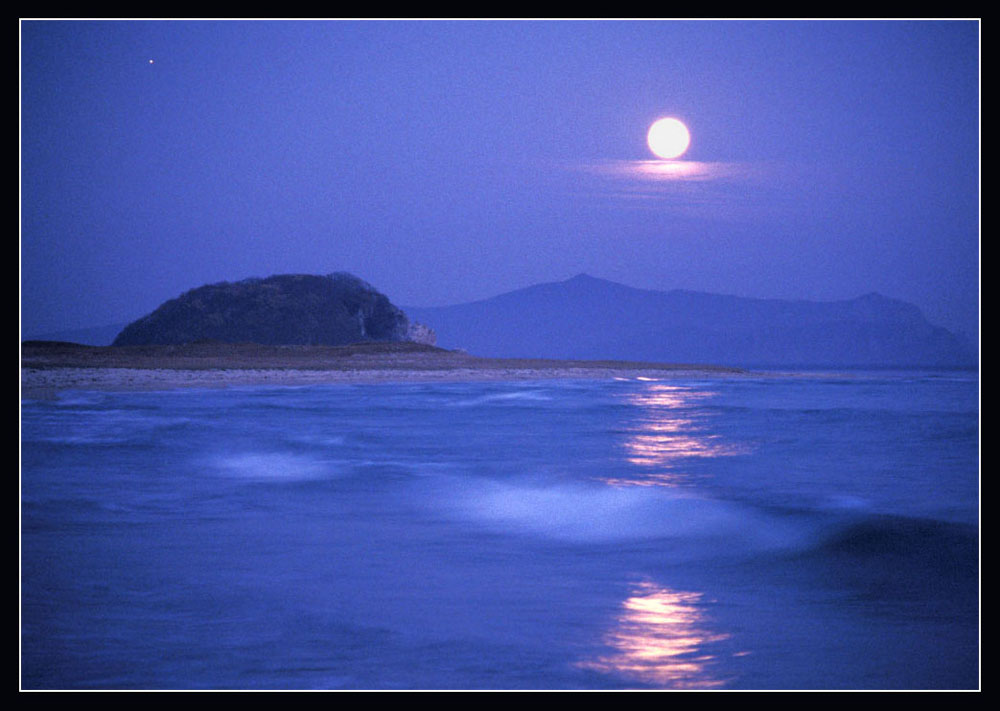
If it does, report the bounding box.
[21,410,194,445]
[781,513,980,609]
[811,514,978,562]
[436,476,810,552]
[209,451,337,482]
[428,471,979,575]
[446,390,556,408]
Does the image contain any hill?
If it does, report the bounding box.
[405,274,975,368]
[112,273,433,347]
[22,323,127,346]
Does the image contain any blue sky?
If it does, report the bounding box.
[20,20,979,339]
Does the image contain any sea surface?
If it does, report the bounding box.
[21,372,980,690]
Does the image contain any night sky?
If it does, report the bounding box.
[20,20,980,341]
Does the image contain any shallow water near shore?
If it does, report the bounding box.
[21,372,979,689]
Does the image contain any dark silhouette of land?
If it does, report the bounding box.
[406,274,975,367]
[22,271,975,399]
[112,273,434,348]
[23,339,741,374]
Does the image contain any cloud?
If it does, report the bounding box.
[567,159,801,222]
[583,159,751,183]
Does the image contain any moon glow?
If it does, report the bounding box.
[647,118,691,160]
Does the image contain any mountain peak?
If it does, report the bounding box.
[404,277,974,367]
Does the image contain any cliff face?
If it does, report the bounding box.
[113,273,422,347]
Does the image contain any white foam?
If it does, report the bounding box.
[441,477,807,549]
[53,392,107,407]
[288,433,347,447]
[210,452,334,482]
[447,390,553,407]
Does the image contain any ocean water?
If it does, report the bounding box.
[20,372,979,690]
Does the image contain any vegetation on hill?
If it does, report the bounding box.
[113,273,434,347]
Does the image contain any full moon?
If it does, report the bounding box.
[647,118,691,160]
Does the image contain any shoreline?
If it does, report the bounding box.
[21,342,975,399]
[20,341,747,398]
[21,365,747,399]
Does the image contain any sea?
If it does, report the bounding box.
[20,371,980,690]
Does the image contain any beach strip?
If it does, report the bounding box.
[20,341,745,398]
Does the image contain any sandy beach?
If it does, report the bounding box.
[21,341,746,398]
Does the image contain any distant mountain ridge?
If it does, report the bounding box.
[405,274,974,367]
[112,273,434,347]
[23,322,127,347]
